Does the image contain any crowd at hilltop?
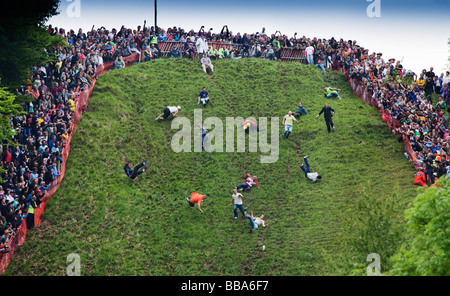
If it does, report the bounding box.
[1,24,449,253]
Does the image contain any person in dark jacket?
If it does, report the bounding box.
[124,161,147,180]
[316,103,336,133]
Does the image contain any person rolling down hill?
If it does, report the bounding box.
[124,161,147,180]
[242,120,259,134]
[236,175,259,192]
[323,86,342,100]
[186,192,207,213]
[155,105,181,120]
[300,156,322,182]
[246,209,268,234]
[414,167,428,187]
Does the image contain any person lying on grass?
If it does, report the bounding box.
[246,209,268,234]
[236,175,259,192]
[124,161,147,180]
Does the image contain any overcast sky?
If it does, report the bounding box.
[47,0,450,74]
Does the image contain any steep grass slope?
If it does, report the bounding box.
[6,58,418,276]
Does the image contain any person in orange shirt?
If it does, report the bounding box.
[186,192,207,213]
[414,168,427,187]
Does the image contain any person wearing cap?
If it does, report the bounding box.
[245,209,267,234]
[186,192,207,213]
[200,53,214,73]
[414,167,427,187]
[155,105,181,120]
[168,45,181,58]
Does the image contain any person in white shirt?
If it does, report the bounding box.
[300,155,322,182]
[246,209,268,234]
[230,187,247,219]
[200,54,214,73]
[305,43,315,65]
[155,106,181,120]
[196,35,209,57]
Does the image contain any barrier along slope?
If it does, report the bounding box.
[0,42,420,274]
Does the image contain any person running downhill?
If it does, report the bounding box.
[230,187,247,219]
[316,103,336,133]
[282,111,299,139]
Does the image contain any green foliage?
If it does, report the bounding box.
[389,178,450,276]
[0,0,65,89]
[5,59,418,275]
[0,86,25,143]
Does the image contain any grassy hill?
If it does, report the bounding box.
[5,58,419,276]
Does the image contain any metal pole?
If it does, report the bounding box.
[154,0,157,33]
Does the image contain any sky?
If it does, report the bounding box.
[46,0,450,74]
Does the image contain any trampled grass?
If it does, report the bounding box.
[5,58,419,276]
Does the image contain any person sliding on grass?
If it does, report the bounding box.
[186,192,207,213]
[323,86,342,100]
[198,87,210,107]
[124,161,147,180]
[236,175,259,192]
[246,209,268,234]
[300,155,322,183]
[155,106,181,121]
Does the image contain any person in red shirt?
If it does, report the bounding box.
[414,168,427,187]
[186,192,207,212]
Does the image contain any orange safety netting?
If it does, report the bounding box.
[343,70,422,170]
[0,53,141,274]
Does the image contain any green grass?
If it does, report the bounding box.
[5,58,419,276]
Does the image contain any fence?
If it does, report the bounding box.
[0,44,421,273]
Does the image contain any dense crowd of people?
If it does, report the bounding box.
[1,23,449,257]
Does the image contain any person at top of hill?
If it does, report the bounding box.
[200,54,214,73]
[323,86,342,100]
[155,105,181,120]
[300,155,322,183]
[186,192,207,213]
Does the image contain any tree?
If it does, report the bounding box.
[0,86,25,145]
[0,0,66,89]
[389,178,450,276]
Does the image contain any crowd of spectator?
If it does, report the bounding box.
[1,23,449,254]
